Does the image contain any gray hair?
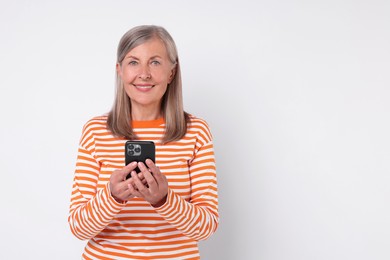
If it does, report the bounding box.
[107,25,189,143]
[117,25,178,66]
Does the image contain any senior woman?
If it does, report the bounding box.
[68,25,219,259]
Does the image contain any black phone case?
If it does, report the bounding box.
[125,141,155,178]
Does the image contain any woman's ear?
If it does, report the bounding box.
[116,63,122,77]
[168,65,176,84]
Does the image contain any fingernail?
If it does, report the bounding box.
[131,161,137,166]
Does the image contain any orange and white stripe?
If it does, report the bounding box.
[68,115,218,259]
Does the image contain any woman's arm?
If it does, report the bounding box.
[68,145,125,240]
[155,140,219,241]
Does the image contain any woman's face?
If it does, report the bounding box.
[117,38,175,113]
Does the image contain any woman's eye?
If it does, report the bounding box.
[151,60,160,65]
[129,61,138,65]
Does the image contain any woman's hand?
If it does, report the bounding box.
[109,161,140,203]
[128,159,168,207]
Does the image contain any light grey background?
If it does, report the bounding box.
[0,0,389,259]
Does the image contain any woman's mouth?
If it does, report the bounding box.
[134,84,155,91]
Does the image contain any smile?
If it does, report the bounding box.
[134,84,154,89]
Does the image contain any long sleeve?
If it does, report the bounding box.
[69,116,218,259]
[155,127,219,241]
[68,125,125,240]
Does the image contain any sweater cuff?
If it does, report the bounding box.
[154,188,177,215]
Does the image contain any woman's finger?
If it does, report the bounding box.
[131,171,150,195]
[145,160,167,189]
[145,159,159,174]
[138,162,157,190]
[127,182,142,198]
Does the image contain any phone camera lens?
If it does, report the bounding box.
[129,144,134,149]
[135,147,141,153]
[128,150,134,155]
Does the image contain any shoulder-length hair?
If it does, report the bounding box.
[107,25,189,144]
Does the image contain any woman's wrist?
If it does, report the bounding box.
[112,194,126,204]
[151,195,167,208]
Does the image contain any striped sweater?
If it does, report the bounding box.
[68,115,219,259]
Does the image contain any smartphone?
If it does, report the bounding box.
[125,141,155,179]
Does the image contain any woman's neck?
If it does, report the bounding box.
[131,105,162,121]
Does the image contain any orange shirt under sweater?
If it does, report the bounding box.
[68,115,219,259]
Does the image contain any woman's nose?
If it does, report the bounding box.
[138,65,151,80]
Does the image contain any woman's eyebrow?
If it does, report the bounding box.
[150,55,162,59]
[125,55,163,60]
[125,55,139,60]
